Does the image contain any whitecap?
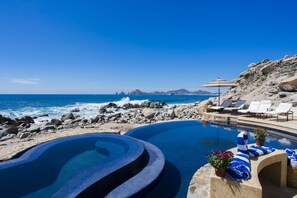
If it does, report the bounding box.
[0,97,153,125]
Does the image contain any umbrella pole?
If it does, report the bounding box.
[218,86,220,106]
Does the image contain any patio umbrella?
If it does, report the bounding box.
[202,78,237,106]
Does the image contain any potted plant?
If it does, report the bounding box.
[207,150,234,177]
[254,128,267,146]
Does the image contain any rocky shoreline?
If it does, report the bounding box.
[2,54,295,161]
[0,100,206,161]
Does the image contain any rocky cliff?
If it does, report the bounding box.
[221,55,297,105]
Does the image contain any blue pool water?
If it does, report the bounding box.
[126,120,297,198]
[0,134,133,198]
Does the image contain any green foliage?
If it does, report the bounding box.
[207,150,234,170]
[254,128,267,142]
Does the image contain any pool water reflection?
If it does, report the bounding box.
[126,120,297,198]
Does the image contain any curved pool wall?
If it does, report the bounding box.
[126,120,297,198]
[106,140,165,197]
[0,133,165,198]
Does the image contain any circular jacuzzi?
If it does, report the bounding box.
[0,133,165,198]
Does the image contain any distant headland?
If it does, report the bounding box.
[116,89,215,95]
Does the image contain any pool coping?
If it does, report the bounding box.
[202,112,297,140]
[106,139,165,197]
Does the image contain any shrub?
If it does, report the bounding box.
[207,150,234,170]
[254,128,267,142]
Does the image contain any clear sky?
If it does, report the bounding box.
[0,0,297,94]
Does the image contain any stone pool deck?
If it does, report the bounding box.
[188,112,297,198]
[202,112,297,138]
[188,163,297,198]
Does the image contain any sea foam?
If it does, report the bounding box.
[0,97,149,124]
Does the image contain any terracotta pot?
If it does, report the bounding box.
[256,140,264,146]
[215,168,226,177]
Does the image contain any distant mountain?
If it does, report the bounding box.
[125,89,214,95]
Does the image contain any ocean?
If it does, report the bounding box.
[0,94,213,123]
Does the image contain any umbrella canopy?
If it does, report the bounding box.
[202,78,237,106]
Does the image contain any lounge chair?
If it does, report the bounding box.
[249,100,272,116]
[238,101,260,114]
[265,103,293,121]
[208,99,232,111]
[224,100,246,112]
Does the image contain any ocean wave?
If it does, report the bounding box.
[0,97,150,123]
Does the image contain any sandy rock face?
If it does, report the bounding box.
[221,54,297,105]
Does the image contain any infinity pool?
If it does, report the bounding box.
[126,120,297,198]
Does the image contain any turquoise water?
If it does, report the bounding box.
[23,150,106,198]
[0,137,126,198]
[127,120,297,198]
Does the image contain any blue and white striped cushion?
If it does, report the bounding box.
[237,131,249,154]
[285,148,297,167]
[248,145,275,157]
[227,131,251,180]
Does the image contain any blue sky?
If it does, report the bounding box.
[0,0,297,94]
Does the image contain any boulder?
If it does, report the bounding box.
[2,117,18,126]
[73,117,82,123]
[173,107,184,117]
[0,115,17,126]
[142,109,156,119]
[90,116,99,123]
[51,119,62,126]
[63,119,75,125]
[0,134,15,141]
[268,87,279,94]
[261,59,270,63]
[0,130,8,138]
[99,107,107,114]
[70,108,80,112]
[279,76,297,92]
[18,132,31,139]
[16,116,34,124]
[122,103,134,109]
[27,125,41,133]
[167,109,176,119]
[278,92,288,98]
[19,123,31,128]
[57,125,64,130]
[149,102,164,108]
[290,94,297,102]
[122,101,165,109]
[41,125,56,131]
[279,84,297,92]
[108,113,121,119]
[248,63,257,68]
[239,70,252,78]
[61,113,75,121]
[1,127,18,135]
[260,62,276,75]
[274,75,289,84]
[82,119,88,123]
[105,102,118,108]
